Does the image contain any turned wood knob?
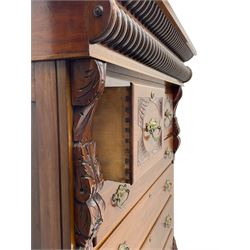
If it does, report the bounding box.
[93,5,104,17]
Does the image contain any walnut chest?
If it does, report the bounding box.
[31,1,196,249]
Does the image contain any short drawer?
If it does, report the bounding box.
[141,196,173,250]
[95,162,173,247]
[92,83,173,185]
[99,166,173,249]
[133,83,166,182]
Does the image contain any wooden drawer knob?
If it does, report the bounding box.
[93,5,104,17]
[163,215,172,228]
[118,241,130,250]
[111,184,130,208]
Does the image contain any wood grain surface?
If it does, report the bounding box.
[32,61,62,249]
[32,1,89,60]
[100,170,172,249]
[56,60,73,249]
[71,59,107,248]
[95,162,173,247]
[141,196,173,249]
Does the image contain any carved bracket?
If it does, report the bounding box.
[171,85,182,154]
[71,59,106,249]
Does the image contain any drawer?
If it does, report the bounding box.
[92,83,171,184]
[163,230,174,250]
[141,196,173,250]
[92,87,132,183]
[132,83,166,182]
[99,166,173,249]
[95,162,173,247]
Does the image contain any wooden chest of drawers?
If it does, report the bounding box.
[32,1,196,249]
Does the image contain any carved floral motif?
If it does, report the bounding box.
[71,59,106,249]
[137,96,163,166]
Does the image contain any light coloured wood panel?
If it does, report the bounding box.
[95,161,173,247]
[141,197,173,249]
[89,44,182,85]
[133,83,166,182]
[93,87,131,183]
[107,64,166,87]
[99,168,172,249]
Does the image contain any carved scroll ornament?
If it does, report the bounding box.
[71,59,106,249]
[172,85,182,154]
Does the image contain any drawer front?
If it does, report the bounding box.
[132,83,166,182]
[141,197,173,249]
[92,84,173,185]
[97,162,173,245]
[100,166,173,249]
[96,162,173,247]
[163,230,174,250]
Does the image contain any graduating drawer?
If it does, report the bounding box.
[141,196,173,249]
[99,165,173,249]
[93,82,170,184]
[95,163,173,247]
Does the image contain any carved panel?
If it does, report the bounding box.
[71,59,106,249]
[137,96,163,166]
[132,83,165,183]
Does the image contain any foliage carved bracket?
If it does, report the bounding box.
[71,59,106,249]
[172,85,183,154]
